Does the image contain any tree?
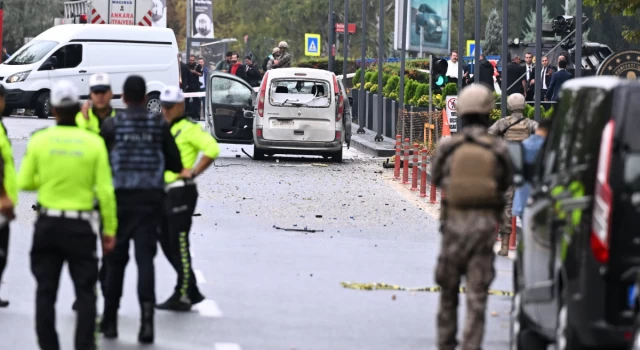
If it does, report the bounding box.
[584,0,640,42]
[522,5,553,41]
[3,0,66,53]
[482,8,501,55]
[563,0,590,40]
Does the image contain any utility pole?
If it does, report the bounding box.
[328,0,334,72]
[398,0,408,140]
[343,0,349,83]
[534,0,542,121]
[501,0,508,119]
[474,0,480,82]
[357,0,366,134]
[374,0,384,142]
[575,0,583,77]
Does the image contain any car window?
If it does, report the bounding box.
[210,76,252,106]
[52,44,83,69]
[6,40,59,66]
[567,88,608,169]
[269,79,331,108]
[539,88,576,179]
[622,90,640,152]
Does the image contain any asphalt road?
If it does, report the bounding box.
[0,116,513,350]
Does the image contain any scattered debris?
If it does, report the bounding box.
[273,225,324,233]
[491,311,499,317]
[192,213,202,217]
[392,295,397,301]
[315,215,323,218]
[236,211,240,214]
[242,197,253,200]
[241,148,253,159]
[311,163,328,167]
[235,154,241,158]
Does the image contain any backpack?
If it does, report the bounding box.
[445,133,503,208]
[503,116,530,142]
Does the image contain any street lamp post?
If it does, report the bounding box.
[534,0,542,121]
[343,0,349,83]
[329,0,334,72]
[374,0,384,142]
[576,0,582,77]
[501,0,508,119]
[474,0,480,82]
[398,0,409,141]
[357,0,366,134]
[458,0,464,92]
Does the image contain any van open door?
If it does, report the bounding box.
[205,72,255,144]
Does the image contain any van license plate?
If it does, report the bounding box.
[272,119,294,128]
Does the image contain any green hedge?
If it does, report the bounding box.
[293,57,358,76]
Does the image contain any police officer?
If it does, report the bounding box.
[17,80,118,350]
[488,93,537,256]
[99,75,183,344]
[0,85,17,308]
[155,86,220,311]
[76,73,116,133]
[431,84,512,350]
[71,73,116,311]
[271,41,292,69]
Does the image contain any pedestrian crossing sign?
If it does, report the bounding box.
[466,40,482,56]
[305,33,321,57]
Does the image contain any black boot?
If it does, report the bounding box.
[72,300,78,311]
[156,293,191,312]
[0,298,8,307]
[189,290,205,305]
[138,302,154,344]
[100,303,118,339]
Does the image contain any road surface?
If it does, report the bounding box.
[0,116,513,349]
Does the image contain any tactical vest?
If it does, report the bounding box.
[504,114,530,142]
[445,133,503,208]
[110,111,165,190]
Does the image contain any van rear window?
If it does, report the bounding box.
[269,79,331,108]
[623,92,640,152]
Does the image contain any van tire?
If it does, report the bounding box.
[253,149,265,161]
[35,93,51,119]
[146,93,161,115]
[331,149,343,163]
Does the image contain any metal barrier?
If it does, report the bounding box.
[393,135,401,180]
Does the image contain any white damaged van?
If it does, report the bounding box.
[0,24,179,118]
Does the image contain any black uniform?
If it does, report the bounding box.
[99,106,182,340]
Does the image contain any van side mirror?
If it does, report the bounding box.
[507,141,525,187]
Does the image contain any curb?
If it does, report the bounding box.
[351,136,396,158]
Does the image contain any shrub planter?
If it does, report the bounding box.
[383,97,393,138]
[366,92,374,130]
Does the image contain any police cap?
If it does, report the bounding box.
[89,73,111,93]
[160,85,184,105]
[457,83,493,116]
[51,80,80,108]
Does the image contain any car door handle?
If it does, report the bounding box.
[79,70,87,73]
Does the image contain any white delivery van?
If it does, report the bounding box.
[0,24,179,118]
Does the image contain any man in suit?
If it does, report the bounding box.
[545,58,572,102]
[531,55,554,100]
[523,52,535,100]
[506,53,526,96]
[477,54,495,91]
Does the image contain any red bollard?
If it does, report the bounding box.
[509,216,517,250]
[429,158,438,204]
[402,138,410,184]
[419,149,427,197]
[411,143,419,191]
[393,135,401,180]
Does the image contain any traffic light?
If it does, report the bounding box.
[431,56,449,89]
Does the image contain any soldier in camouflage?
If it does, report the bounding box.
[432,84,513,350]
[271,41,292,69]
[488,93,537,255]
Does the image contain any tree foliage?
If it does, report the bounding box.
[482,8,501,55]
[522,4,553,41]
[3,0,66,53]
[584,0,640,42]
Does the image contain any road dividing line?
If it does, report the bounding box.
[195,299,223,317]
[195,269,206,284]
[214,343,242,350]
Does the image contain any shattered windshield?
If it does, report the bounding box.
[269,79,331,108]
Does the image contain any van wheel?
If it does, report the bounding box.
[253,149,265,161]
[556,293,580,350]
[35,92,50,119]
[511,292,546,350]
[331,149,343,163]
[146,93,161,115]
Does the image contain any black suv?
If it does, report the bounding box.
[508,76,640,350]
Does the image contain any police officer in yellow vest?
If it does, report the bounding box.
[488,93,537,255]
[156,86,220,311]
[72,73,115,311]
[0,85,17,308]
[17,80,118,350]
[76,73,116,133]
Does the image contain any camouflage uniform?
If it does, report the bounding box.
[272,51,292,69]
[488,93,537,255]
[432,84,513,350]
[266,48,280,71]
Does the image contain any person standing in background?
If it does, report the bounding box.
[215,52,233,73]
[198,57,209,121]
[186,55,203,119]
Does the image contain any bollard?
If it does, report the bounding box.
[419,148,427,197]
[393,135,401,180]
[509,216,517,250]
[429,158,438,204]
[411,143,419,191]
[402,138,410,184]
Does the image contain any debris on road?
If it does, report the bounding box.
[315,215,323,218]
[311,163,328,167]
[273,225,324,233]
[392,295,397,301]
[241,148,253,159]
[192,213,202,217]
[339,282,514,296]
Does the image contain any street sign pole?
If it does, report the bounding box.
[343,0,349,83]
[329,0,334,72]
[357,0,366,134]
[398,0,408,141]
[534,0,542,121]
[458,0,464,93]
[428,57,433,141]
[501,0,508,119]
[474,0,480,83]
[375,0,384,142]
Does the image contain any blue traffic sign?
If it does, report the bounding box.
[305,33,321,57]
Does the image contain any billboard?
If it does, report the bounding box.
[394,0,451,55]
[192,0,214,39]
[151,0,167,27]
